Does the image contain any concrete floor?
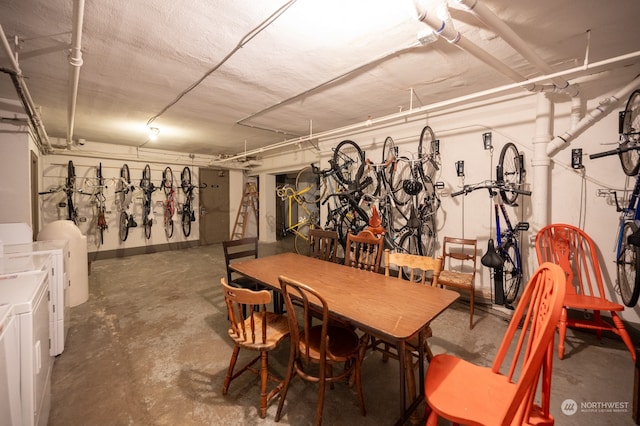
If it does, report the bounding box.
[48,239,639,426]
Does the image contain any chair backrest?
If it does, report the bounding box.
[491,262,566,424]
[384,249,443,285]
[278,275,330,363]
[221,277,272,345]
[344,230,384,272]
[223,237,258,282]
[309,228,339,263]
[535,223,605,298]
[441,236,477,278]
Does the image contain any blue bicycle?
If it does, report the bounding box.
[589,88,640,306]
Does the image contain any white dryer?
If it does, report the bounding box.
[0,304,21,425]
[0,272,52,426]
[4,241,69,355]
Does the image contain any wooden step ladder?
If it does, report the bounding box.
[231,182,259,240]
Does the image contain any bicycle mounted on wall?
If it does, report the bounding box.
[589,88,640,307]
[452,143,530,309]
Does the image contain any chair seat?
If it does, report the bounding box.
[425,354,518,425]
[230,276,263,289]
[301,325,361,361]
[228,312,290,350]
[564,293,625,311]
[439,270,473,287]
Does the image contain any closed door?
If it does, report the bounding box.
[199,168,229,245]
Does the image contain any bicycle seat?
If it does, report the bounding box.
[481,239,503,269]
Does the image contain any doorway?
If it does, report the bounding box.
[199,168,230,245]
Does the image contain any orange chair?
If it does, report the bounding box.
[424,262,566,426]
[535,223,636,361]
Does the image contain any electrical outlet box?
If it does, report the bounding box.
[482,132,492,150]
[571,148,583,169]
[434,139,440,155]
[455,160,465,177]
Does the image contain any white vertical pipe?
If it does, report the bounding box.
[67,0,85,146]
[532,93,553,230]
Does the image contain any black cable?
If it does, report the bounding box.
[147,0,297,126]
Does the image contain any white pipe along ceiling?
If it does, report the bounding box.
[0,1,639,159]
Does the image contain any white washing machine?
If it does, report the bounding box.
[4,241,69,355]
[0,272,52,426]
[0,303,21,425]
[0,253,57,358]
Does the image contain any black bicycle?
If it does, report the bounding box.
[39,160,81,225]
[180,166,206,237]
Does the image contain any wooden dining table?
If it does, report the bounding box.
[230,252,459,425]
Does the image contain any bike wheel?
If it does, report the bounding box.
[332,140,365,186]
[501,241,522,306]
[117,164,130,207]
[382,136,397,189]
[388,158,412,207]
[164,207,173,238]
[418,126,439,180]
[163,167,173,195]
[119,211,129,241]
[144,220,152,239]
[497,142,523,206]
[337,210,368,248]
[295,166,320,204]
[360,163,380,197]
[294,223,311,255]
[181,166,192,193]
[182,208,192,237]
[141,164,151,190]
[617,221,640,307]
[620,90,640,176]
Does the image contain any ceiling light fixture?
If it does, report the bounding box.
[148,127,160,141]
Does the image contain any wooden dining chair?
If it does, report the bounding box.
[344,229,384,272]
[437,236,478,329]
[535,223,636,361]
[424,262,566,426]
[223,237,282,313]
[275,275,366,426]
[375,249,442,421]
[220,278,290,418]
[308,228,339,263]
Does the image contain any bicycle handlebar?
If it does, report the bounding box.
[451,180,532,197]
[589,143,640,159]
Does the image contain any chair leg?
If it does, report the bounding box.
[223,346,240,394]
[259,351,269,418]
[469,288,474,330]
[594,310,603,340]
[354,353,366,416]
[426,409,439,426]
[275,346,297,422]
[316,365,327,426]
[557,308,567,360]
[611,312,637,361]
[405,350,419,425]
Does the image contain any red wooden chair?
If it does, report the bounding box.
[535,223,636,361]
[424,262,566,425]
